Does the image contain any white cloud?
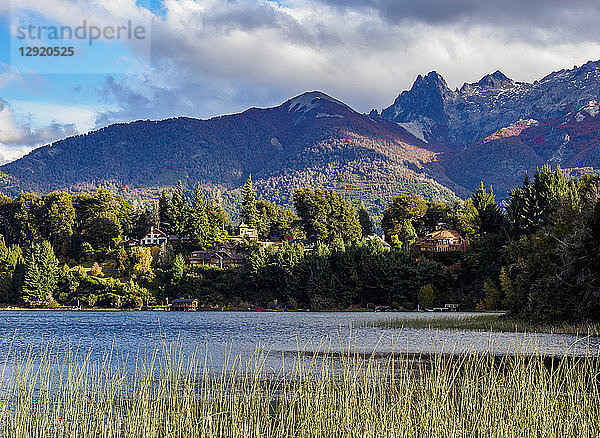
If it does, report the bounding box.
[133,0,600,114]
[0,97,78,164]
[3,0,600,159]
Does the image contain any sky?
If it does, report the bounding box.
[1,0,600,164]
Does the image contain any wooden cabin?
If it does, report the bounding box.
[413,230,467,253]
[171,298,199,311]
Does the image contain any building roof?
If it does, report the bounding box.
[141,226,168,239]
[172,298,198,303]
[422,230,463,240]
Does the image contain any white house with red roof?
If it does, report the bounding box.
[139,226,168,246]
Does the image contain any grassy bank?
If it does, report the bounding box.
[362,313,600,336]
[1,340,599,437]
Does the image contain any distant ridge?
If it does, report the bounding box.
[2,61,600,212]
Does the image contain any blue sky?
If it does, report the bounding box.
[1,0,600,164]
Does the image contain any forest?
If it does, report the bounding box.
[0,166,599,322]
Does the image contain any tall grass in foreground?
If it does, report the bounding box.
[364,313,600,336]
[1,340,599,437]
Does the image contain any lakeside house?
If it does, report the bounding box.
[126,227,193,247]
[126,226,168,247]
[140,226,168,246]
[238,222,258,239]
[171,298,199,311]
[189,248,246,269]
[413,230,467,253]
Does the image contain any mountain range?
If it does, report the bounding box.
[2,60,600,216]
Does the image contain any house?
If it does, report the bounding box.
[124,238,139,247]
[172,298,199,311]
[140,226,168,246]
[238,222,258,239]
[365,235,391,250]
[413,230,467,253]
[189,249,246,269]
[167,234,191,244]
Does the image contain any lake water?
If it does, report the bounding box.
[0,311,598,370]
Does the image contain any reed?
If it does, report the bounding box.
[0,338,599,437]
[365,313,600,336]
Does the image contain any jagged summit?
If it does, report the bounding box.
[461,70,514,92]
[413,71,451,90]
[381,61,600,145]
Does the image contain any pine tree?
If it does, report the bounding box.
[21,241,58,307]
[22,250,42,306]
[171,253,185,285]
[241,175,259,228]
[471,183,504,237]
[358,203,374,237]
[188,183,211,247]
[507,167,579,237]
[166,181,187,236]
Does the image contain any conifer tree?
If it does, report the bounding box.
[357,203,374,237]
[241,175,259,228]
[188,183,211,247]
[171,253,185,285]
[471,183,504,237]
[166,181,188,236]
[22,241,58,307]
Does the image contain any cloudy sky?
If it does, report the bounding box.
[1,0,599,164]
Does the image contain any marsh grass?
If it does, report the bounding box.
[0,338,599,437]
[364,313,600,336]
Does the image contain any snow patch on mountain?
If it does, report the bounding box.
[582,101,599,117]
[381,60,600,145]
[398,121,428,143]
[571,101,599,122]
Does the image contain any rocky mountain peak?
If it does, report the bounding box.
[283,91,350,124]
[413,71,451,92]
[477,70,513,88]
[285,91,346,113]
[379,71,453,141]
[382,60,600,146]
[460,70,514,93]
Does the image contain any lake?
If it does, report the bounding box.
[1,311,598,370]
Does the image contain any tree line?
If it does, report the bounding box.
[1,167,599,321]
